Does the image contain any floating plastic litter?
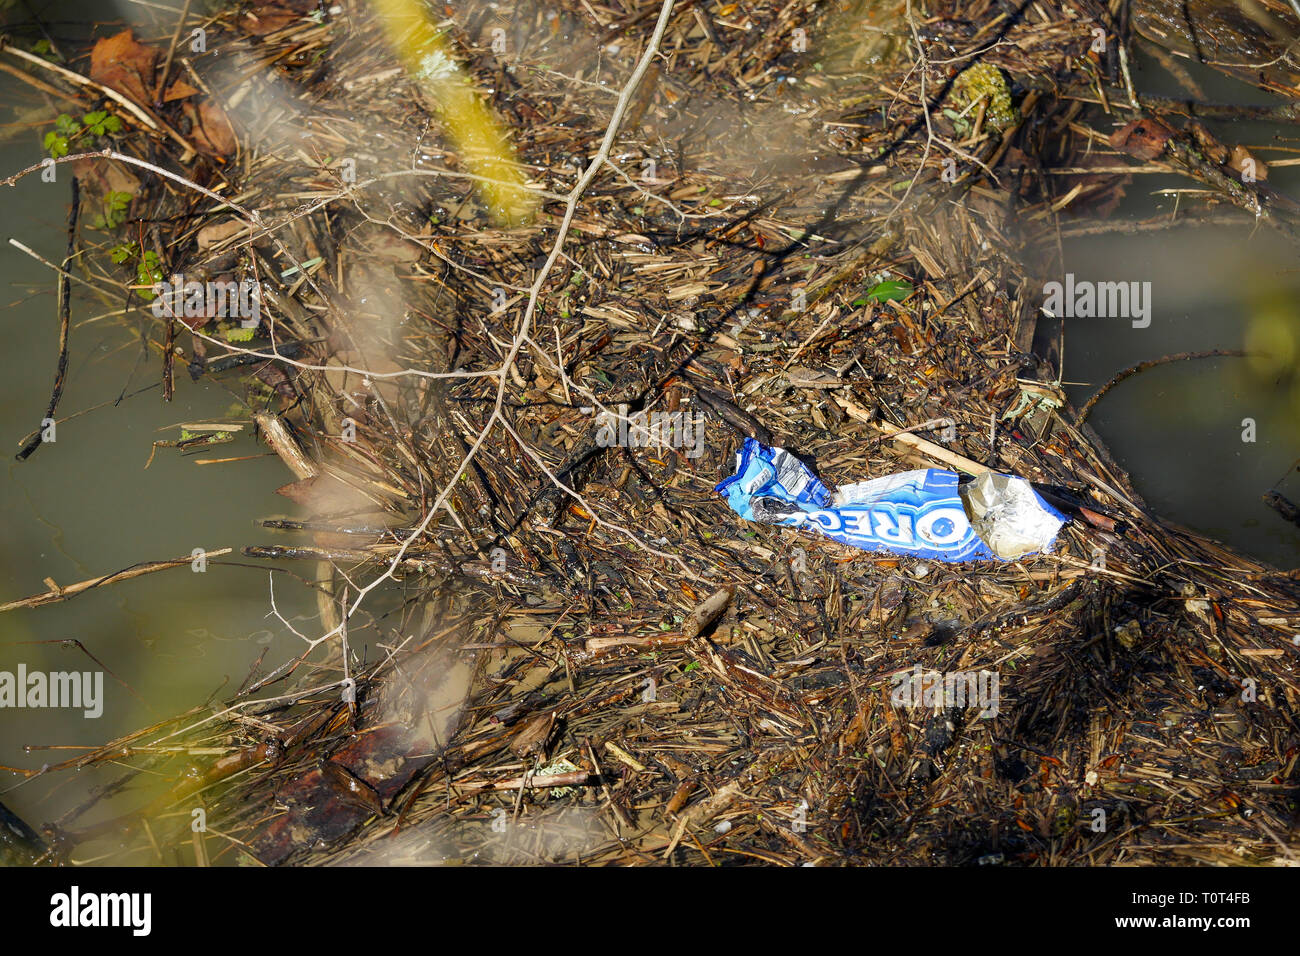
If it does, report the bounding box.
[715,438,1066,562]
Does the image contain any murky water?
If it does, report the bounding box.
[1059,53,1300,567]
[0,3,316,830]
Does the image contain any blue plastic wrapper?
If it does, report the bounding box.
[715,438,1066,562]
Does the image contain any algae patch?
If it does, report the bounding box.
[950,62,1017,133]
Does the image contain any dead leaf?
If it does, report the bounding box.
[176,311,212,333]
[275,472,377,517]
[197,218,252,250]
[1108,117,1175,161]
[69,158,140,199]
[90,30,158,106]
[275,475,325,507]
[186,100,237,157]
[1059,148,1132,218]
[163,78,200,102]
[1187,120,1229,165]
[239,4,305,35]
[509,712,557,759]
[356,223,424,263]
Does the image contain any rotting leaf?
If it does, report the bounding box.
[509,711,556,759]
[275,475,325,507]
[1187,120,1229,165]
[1108,117,1175,161]
[163,78,200,103]
[89,30,158,106]
[70,158,141,222]
[197,219,251,250]
[239,3,308,36]
[186,100,237,157]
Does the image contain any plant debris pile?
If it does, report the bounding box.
[4,0,1299,865]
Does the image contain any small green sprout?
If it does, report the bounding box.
[135,250,162,301]
[90,190,134,231]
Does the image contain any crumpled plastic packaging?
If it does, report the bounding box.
[715,438,1066,562]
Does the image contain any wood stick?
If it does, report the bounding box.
[1075,349,1250,425]
[0,549,233,612]
[16,176,77,461]
[454,770,593,792]
[155,0,195,107]
[583,633,690,656]
[834,396,992,475]
[682,586,733,639]
[253,412,318,479]
[251,411,332,642]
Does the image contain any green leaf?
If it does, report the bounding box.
[862,278,914,303]
[90,190,135,231]
[108,243,134,264]
[43,132,68,159]
[82,111,122,137]
[136,254,162,300]
[55,114,78,137]
[83,111,120,137]
[224,325,256,342]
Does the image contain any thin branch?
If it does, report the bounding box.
[15,175,78,461]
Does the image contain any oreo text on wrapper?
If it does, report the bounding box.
[715,439,1066,562]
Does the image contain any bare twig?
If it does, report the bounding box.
[15,175,77,461]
